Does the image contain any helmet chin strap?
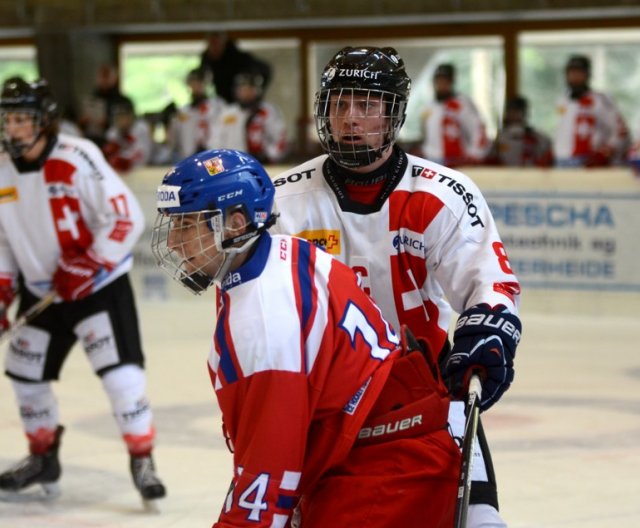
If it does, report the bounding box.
[214,215,277,285]
[213,236,258,285]
[3,113,44,159]
[180,237,258,294]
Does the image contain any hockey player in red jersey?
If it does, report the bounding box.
[152,148,461,527]
[0,77,165,505]
[271,46,523,527]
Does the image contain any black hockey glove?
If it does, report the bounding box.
[442,304,522,412]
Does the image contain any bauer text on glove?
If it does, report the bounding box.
[442,304,522,411]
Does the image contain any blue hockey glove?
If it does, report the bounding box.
[442,304,522,411]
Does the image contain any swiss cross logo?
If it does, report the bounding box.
[325,234,339,251]
[56,204,81,239]
[295,229,341,255]
[412,165,438,179]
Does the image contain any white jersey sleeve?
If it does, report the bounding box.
[72,136,145,264]
[457,95,490,161]
[410,159,519,314]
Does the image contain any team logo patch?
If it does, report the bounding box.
[255,211,269,223]
[412,165,438,179]
[203,156,225,175]
[295,229,341,254]
[0,186,18,203]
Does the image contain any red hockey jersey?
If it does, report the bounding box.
[208,233,403,526]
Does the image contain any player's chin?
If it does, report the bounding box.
[182,259,200,275]
[338,138,367,149]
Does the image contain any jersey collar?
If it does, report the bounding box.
[220,232,272,291]
[12,135,57,173]
[323,145,408,214]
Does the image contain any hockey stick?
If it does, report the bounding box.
[0,292,56,346]
[453,373,483,528]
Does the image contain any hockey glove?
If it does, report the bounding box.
[0,279,16,332]
[53,251,111,301]
[442,304,522,412]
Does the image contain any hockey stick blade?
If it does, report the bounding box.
[0,292,56,346]
[453,374,482,528]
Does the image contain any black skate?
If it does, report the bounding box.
[0,425,64,502]
[130,454,166,512]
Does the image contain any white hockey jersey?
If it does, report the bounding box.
[209,101,288,163]
[168,96,224,159]
[104,118,153,172]
[420,94,489,166]
[553,90,630,166]
[488,124,553,167]
[0,134,145,299]
[271,150,520,360]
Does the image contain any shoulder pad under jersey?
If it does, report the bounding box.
[272,155,327,196]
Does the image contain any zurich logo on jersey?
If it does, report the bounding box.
[156,184,181,208]
[393,233,425,254]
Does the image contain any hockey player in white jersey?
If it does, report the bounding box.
[553,54,630,167]
[272,46,522,527]
[419,63,490,167]
[167,67,224,161]
[209,67,288,164]
[0,77,165,506]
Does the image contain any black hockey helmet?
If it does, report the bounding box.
[433,63,455,81]
[0,76,59,158]
[506,95,528,113]
[233,63,268,108]
[186,67,207,83]
[565,55,591,76]
[315,46,411,169]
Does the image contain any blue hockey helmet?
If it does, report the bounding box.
[157,148,274,226]
[152,149,275,293]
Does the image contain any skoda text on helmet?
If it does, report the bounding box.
[315,46,411,169]
[151,148,276,294]
[0,77,59,158]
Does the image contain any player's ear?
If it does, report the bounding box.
[226,208,249,232]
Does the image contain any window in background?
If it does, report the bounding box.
[120,41,202,116]
[0,45,38,84]
[519,29,640,139]
[309,37,505,145]
[120,38,300,154]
